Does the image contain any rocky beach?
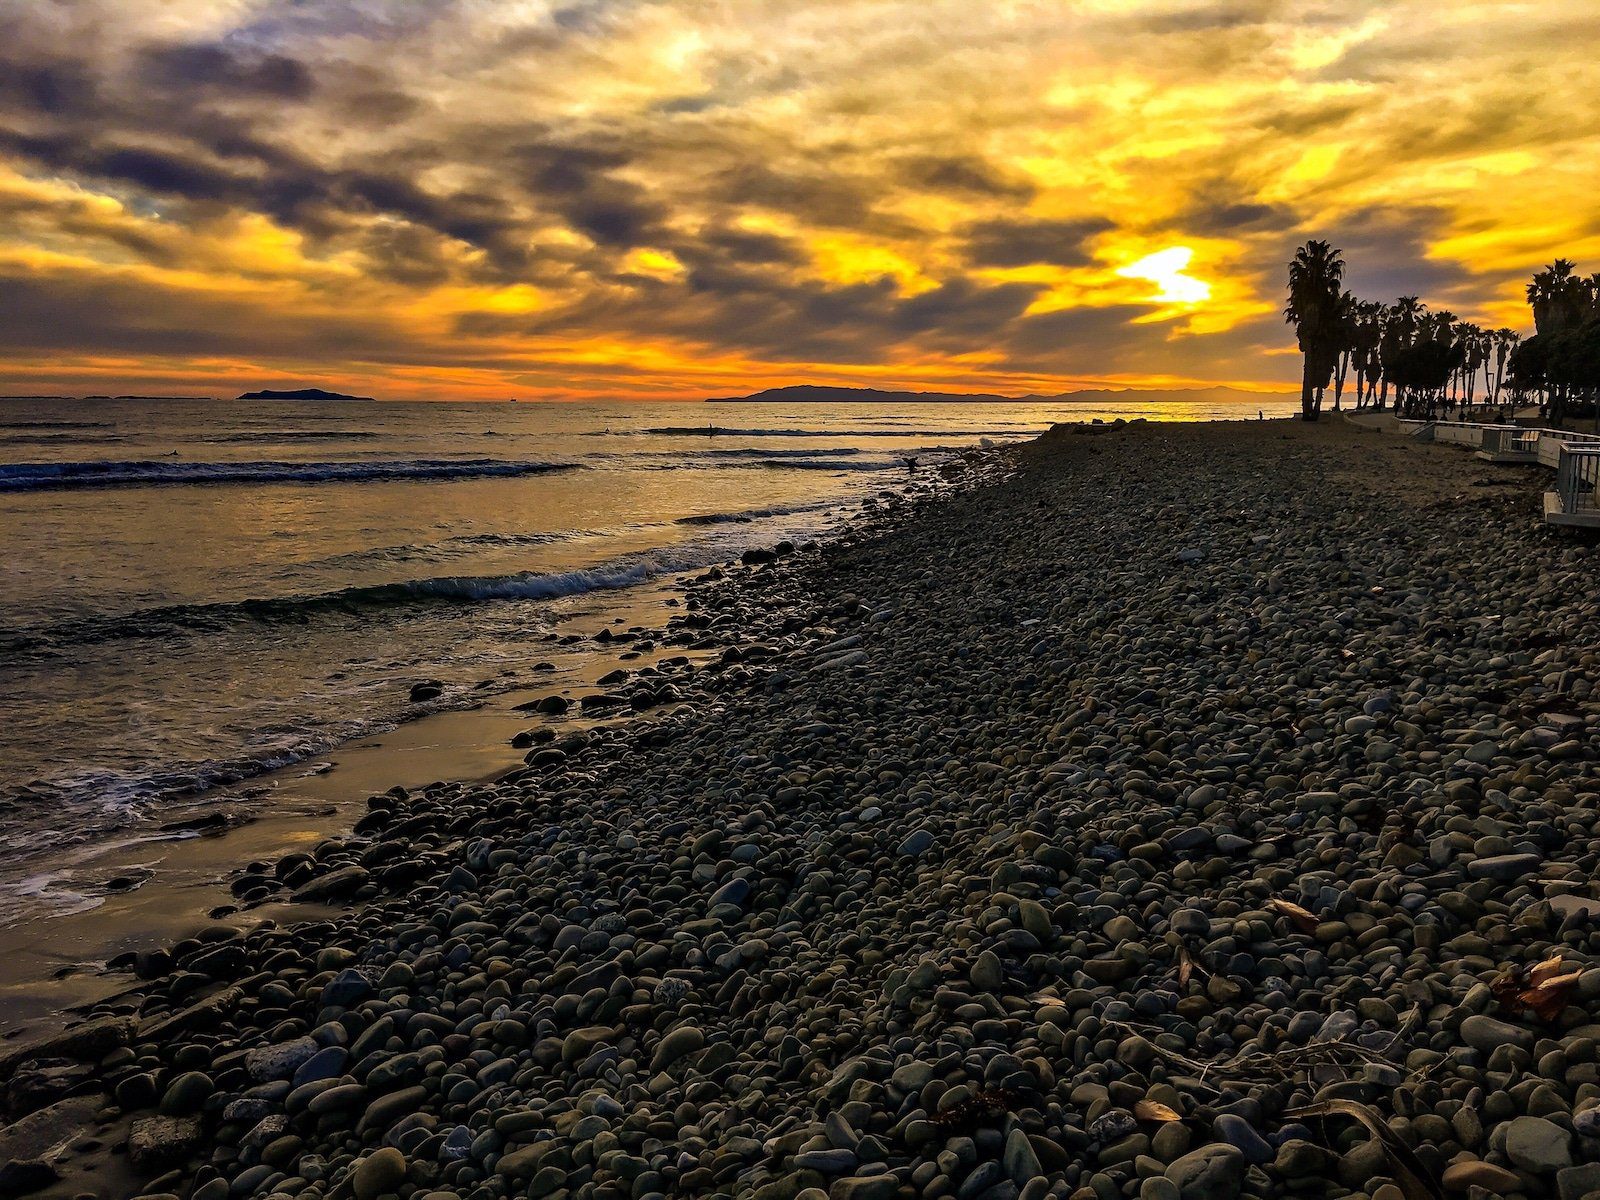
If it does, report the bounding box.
[5,416,1600,1200]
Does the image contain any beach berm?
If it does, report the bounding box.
[4,416,1600,1200]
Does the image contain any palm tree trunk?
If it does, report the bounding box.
[1300,355,1317,421]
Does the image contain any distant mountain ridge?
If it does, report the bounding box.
[708,384,1292,404]
[238,387,374,401]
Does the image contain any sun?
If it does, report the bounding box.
[1118,247,1212,305]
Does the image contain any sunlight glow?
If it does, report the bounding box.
[1117,248,1211,306]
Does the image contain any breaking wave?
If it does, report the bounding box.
[0,457,581,492]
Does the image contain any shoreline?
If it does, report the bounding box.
[5,417,1599,1200]
[0,469,934,1033]
[0,575,697,1032]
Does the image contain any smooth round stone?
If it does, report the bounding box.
[158,1072,213,1116]
[352,1148,407,1200]
[1164,1145,1245,1200]
[1504,1115,1572,1173]
[1441,1159,1522,1192]
[1213,1116,1271,1166]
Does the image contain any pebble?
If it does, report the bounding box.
[1504,1115,1572,1173]
[1165,1145,1245,1200]
[20,425,1600,1200]
[352,1147,407,1200]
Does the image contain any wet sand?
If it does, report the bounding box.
[0,579,703,1033]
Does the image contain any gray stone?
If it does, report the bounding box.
[1558,1163,1600,1200]
[1165,1144,1245,1200]
[1212,1115,1271,1166]
[1505,1115,1572,1173]
[831,1176,898,1200]
[1462,1014,1535,1054]
[320,968,374,1009]
[650,1025,705,1071]
[1467,853,1542,882]
[1004,1127,1043,1184]
[292,865,370,903]
[795,1149,856,1173]
[246,1036,321,1083]
[353,1146,407,1200]
[128,1116,202,1172]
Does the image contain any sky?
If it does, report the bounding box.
[2,1,1597,401]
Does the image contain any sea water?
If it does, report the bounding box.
[0,394,1295,924]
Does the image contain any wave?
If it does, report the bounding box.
[0,419,115,430]
[624,456,896,473]
[200,430,380,443]
[302,527,594,571]
[687,445,861,458]
[0,432,126,446]
[587,446,862,462]
[4,536,785,656]
[0,457,581,492]
[609,425,1030,439]
[0,705,417,858]
[674,498,838,526]
[739,458,894,471]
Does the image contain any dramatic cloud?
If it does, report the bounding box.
[1,0,1597,399]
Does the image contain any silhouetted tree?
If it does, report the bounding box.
[1486,329,1519,406]
[1329,290,1358,412]
[1285,241,1345,421]
[1350,300,1385,410]
[1514,261,1600,425]
[1380,296,1424,413]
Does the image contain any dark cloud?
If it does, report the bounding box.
[0,267,394,358]
[693,227,806,267]
[1004,304,1155,360]
[139,43,316,100]
[514,140,667,248]
[1172,189,1297,237]
[0,61,101,116]
[1133,0,1279,35]
[708,162,884,232]
[899,154,1034,199]
[892,279,1042,338]
[961,217,1114,268]
[0,130,249,202]
[1323,206,1478,302]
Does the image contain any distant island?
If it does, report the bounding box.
[238,387,374,401]
[707,383,1293,404]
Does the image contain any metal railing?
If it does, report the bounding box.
[1538,429,1600,470]
[1430,421,1487,448]
[1479,426,1540,457]
[1553,445,1600,514]
[1428,420,1531,448]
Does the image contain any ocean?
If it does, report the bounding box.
[0,393,1295,928]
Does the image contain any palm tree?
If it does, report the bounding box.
[1461,325,1489,411]
[1329,290,1359,412]
[1523,261,1593,424]
[1349,300,1385,409]
[1528,260,1582,335]
[1285,241,1346,421]
[1486,329,1519,407]
[1381,296,1424,413]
